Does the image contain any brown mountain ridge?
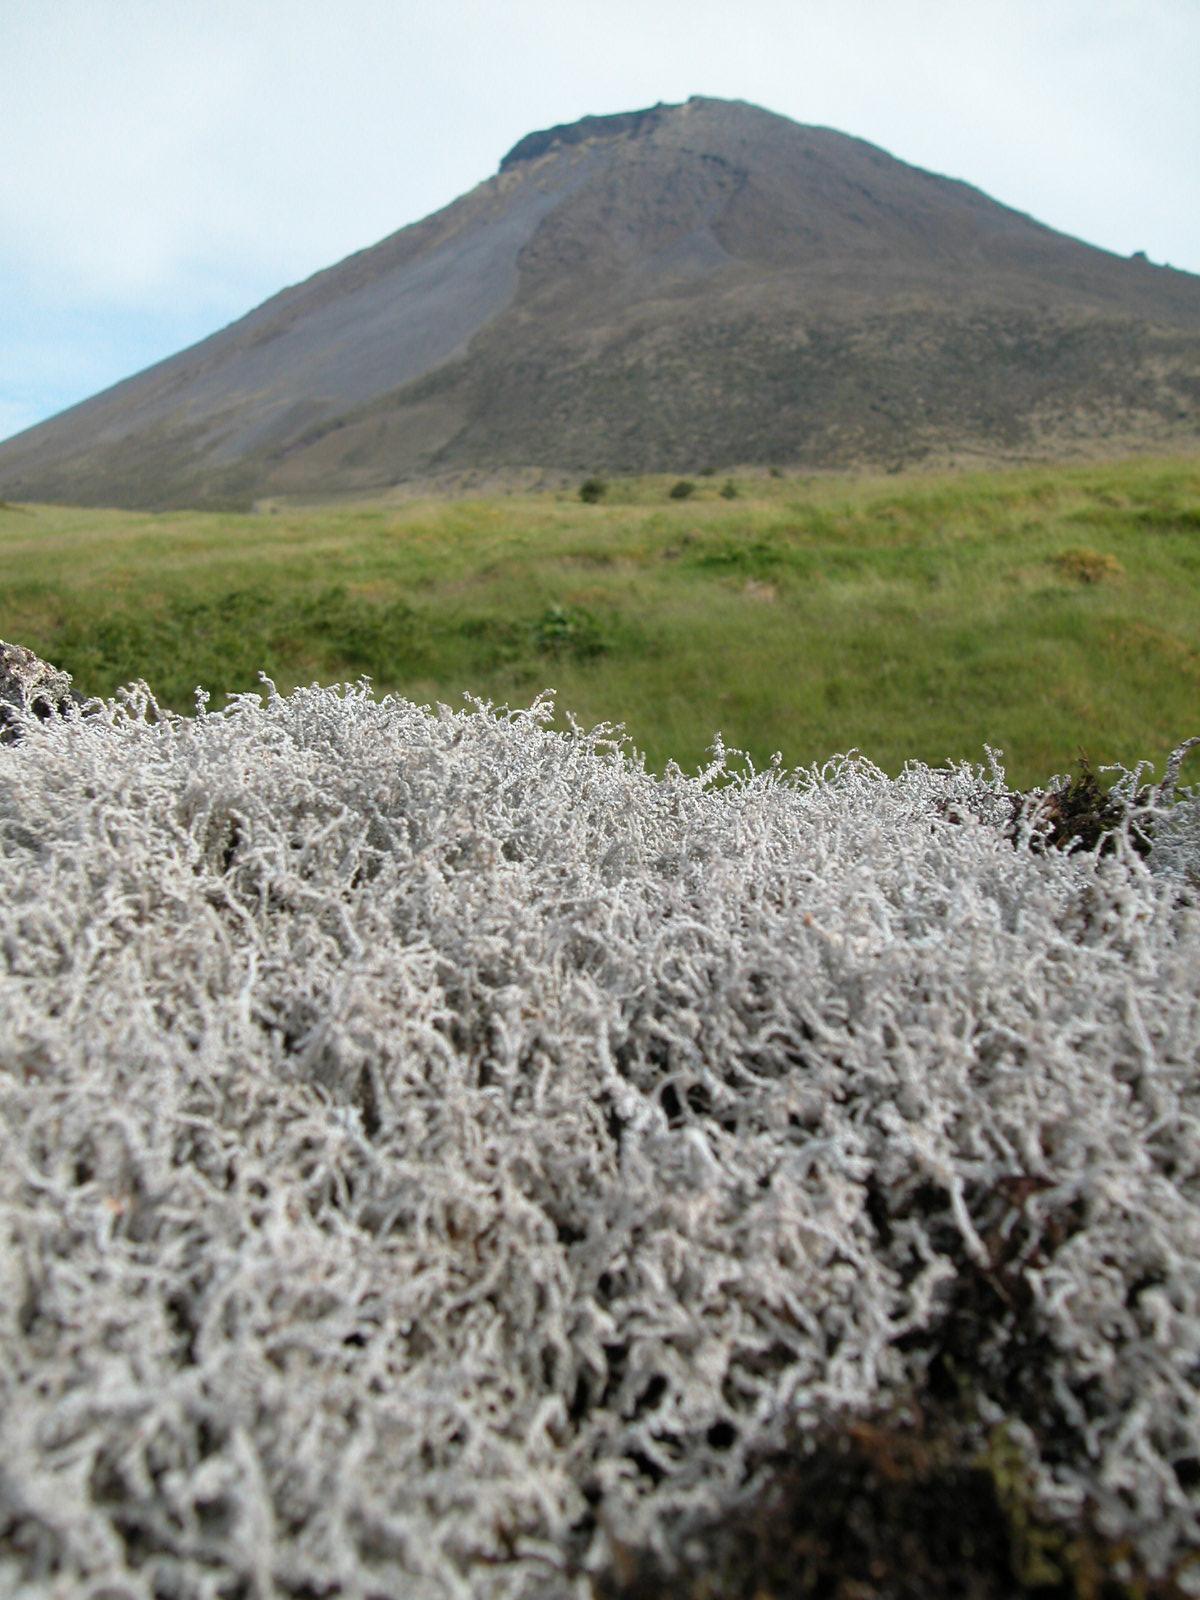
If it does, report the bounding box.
[3,96,1199,508]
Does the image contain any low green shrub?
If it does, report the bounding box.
[531,603,607,659]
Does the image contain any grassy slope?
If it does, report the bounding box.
[2,456,1198,789]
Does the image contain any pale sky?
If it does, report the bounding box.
[3,0,1198,443]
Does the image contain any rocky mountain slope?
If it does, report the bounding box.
[3,96,1199,507]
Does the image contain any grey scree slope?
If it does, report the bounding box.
[1,671,1199,1598]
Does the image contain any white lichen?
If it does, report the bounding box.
[1,677,1197,1598]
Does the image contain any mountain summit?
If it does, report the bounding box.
[4,96,1199,507]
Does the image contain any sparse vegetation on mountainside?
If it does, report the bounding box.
[1,456,1197,788]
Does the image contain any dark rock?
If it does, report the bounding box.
[0,640,83,745]
[499,104,668,171]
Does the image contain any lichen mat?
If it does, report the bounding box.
[2,672,1198,1598]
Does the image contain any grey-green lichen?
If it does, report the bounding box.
[1,668,1198,1598]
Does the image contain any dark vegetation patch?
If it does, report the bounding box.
[530,603,609,659]
[1003,739,1199,861]
[689,537,790,578]
[1068,503,1200,535]
[1020,757,1149,855]
[45,587,622,705]
[597,1401,1195,1600]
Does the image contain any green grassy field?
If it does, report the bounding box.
[3,456,1198,788]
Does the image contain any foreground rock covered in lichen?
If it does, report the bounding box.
[0,638,82,744]
[1,668,1198,1598]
